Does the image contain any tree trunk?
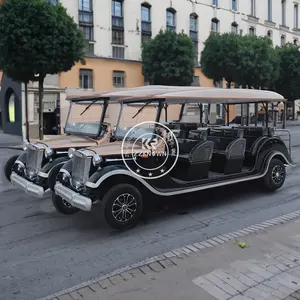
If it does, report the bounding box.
[38,76,45,140]
[24,82,30,141]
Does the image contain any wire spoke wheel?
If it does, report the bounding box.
[112,193,138,223]
[271,165,284,184]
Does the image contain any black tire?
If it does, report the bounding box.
[4,155,19,182]
[51,192,79,215]
[262,158,286,191]
[101,183,144,230]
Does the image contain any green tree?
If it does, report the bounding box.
[235,35,279,89]
[200,32,240,87]
[274,43,300,102]
[0,0,86,139]
[141,29,195,86]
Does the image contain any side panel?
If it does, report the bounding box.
[41,156,70,174]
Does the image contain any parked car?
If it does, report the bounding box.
[3,85,191,201]
[54,86,295,230]
[4,92,114,198]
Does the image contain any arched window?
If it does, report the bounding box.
[6,90,16,123]
[166,8,176,31]
[231,22,238,34]
[211,18,219,32]
[281,35,286,46]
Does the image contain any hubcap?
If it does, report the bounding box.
[271,165,284,184]
[112,193,137,223]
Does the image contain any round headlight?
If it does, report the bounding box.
[93,154,102,166]
[45,147,54,158]
[23,140,29,151]
[68,148,76,158]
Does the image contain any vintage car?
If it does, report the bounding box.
[4,85,192,200]
[4,91,115,198]
[54,86,295,229]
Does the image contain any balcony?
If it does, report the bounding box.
[112,16,124,29]
[141,21,151,33]
[79,11,93,25]
[189,30,198,41]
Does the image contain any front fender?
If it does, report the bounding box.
[87,165,128,185]
[39,156,70,178]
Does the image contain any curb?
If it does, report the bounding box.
[37,210,300,300]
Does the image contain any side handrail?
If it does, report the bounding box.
[275,129,291,155]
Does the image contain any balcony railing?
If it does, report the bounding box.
[79,11,93,24]
[112,16,124,29]
[141,21,151,33]
[189,30,198,41]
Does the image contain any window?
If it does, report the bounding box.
[191,76,200,86]
[281,35,286,46]
[113,71,125,88]
[79,69,93,89]
[250,0,255,16]
[281,0,286,26]
[112,30,124,44]
[141,3,152,43]
[212,0,218,6]
[7,93,15,123]
[112,0,122,16]
[295,4,299,28]
[232,0,237,11]
[166,8,176,31]
[79,0,92,11]
[294,39,298,45]
[48,0,58,4]
[211,18,219,32]
[231,22,238,34]
[249,26,255,35]
[190,14,198,65]
[112,46,125,59]
[267,30,272,39]
[267,0,272,21]
[80,25,93,40]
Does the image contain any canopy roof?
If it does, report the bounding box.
[66,86,285,104]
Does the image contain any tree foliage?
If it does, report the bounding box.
[274,43,300,101]
[200,33,279,89]
[0,0,86,139]
[141,29,195,86]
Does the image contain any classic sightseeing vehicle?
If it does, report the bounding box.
[53,86,295,230]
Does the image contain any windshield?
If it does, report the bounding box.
[115,101,182,140]
[64,101,106,136]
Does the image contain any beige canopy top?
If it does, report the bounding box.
[66,86,285,104]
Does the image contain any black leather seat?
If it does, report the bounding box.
[210,129,246,175]
[243,127,268,155]
[172,131,214,180]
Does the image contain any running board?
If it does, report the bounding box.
[85,151,295,197]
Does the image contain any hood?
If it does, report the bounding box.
[6,133,110,151]
[87,138,166,157]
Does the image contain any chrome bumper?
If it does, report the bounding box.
[54,183,92,211]
[10,172,46,198]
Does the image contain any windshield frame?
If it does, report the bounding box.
[64,97,109,137]
[114,99,164,140]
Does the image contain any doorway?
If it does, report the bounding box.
[43,112,58,135]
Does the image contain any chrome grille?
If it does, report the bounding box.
[26,144,44,173]
[72,150,92,186]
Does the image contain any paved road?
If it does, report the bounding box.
[0,129,300,300]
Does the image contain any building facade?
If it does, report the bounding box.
[1,0,299,136]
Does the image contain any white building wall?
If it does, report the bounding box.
[62,0,300,62]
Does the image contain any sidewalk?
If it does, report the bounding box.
[0,131,22,147]
[40,211,300,300]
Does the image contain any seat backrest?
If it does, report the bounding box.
[189,141,214,162]
[188,130,208,141]
[226,138,246,159]
[243,127,268,137]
